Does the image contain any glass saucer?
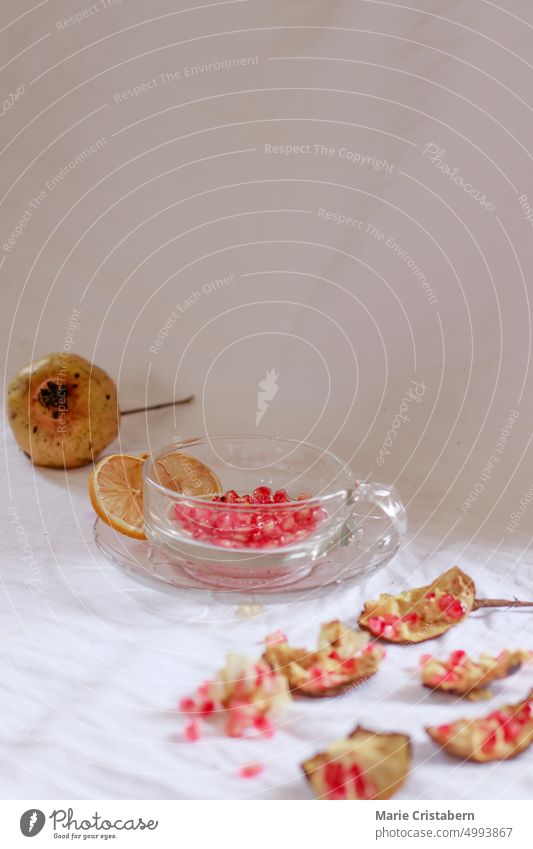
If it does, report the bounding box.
[94,518,400,595]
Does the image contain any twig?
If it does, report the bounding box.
[121,395,194,416]
[473,597,533,610]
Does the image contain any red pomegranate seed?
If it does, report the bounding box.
[178,697,197,713]
[199,699,215,716]
[223,490,240,503]
[281,515,296,532]
[350,762,371,799]
[425,591,436,600]
[253,714,275,738]
[448,650,466,667]
[438,593,454,611]
[447,600,465,621]
[173,485,326,548]
[265,630,287,646]
[183,719,201,742]
[197,681,211,698]
[382,624,397,640]
[367,616,384,636]
[324,762,346,798]
[239,761,263,779]
[253,486,272,503]
[482,729,498,754]
[295,507,312,524]
[402,612,419,626]
[309,665,325,681]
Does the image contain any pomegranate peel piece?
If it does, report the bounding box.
[426,689,533,762]
[302,726,411,800]
[205,653,292,735]
[263,620,385,697]
[358,567,475,644]
[421,649,531,700]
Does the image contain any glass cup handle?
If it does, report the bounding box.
[339,482,407,558]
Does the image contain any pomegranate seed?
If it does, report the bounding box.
[199,699,215,716]
[383,614,400,626]
[265,630,287,646]
[225,719,244,737]
[438,593,454,611]
[448,650,467,667]
[367,616,384,636]
[223,490,240,503]
[178,697,197,713]
[425,591,436,600]
[324,762,346,797]
[309,665,325,681]
[239,761,263,779]
[350,762,371,799]
[402,612,419,626]
[253,714,275,738]
[184,719,201,742]
[437,724,453,738]
[502,719,522,743]
[197,681,211,698]
[281,515,296,532]
[253,486,272,503]
[382,624,397,640]
[173,485,326,548]
[482,730,498,754]
[437,594,465,621]
[447,600,465,621]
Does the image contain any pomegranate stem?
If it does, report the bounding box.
[121,395,194,416]
[473,597,533,610]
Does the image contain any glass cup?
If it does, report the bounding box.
[141,435,407,590]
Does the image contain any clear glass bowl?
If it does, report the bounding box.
[117,434,408,591]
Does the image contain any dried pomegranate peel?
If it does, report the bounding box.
[179,653,292,739]
[421,649,531,700]
[302,726,411,800]
[263,620,385,697]
[426,689,533,762]
[359,567,475,644]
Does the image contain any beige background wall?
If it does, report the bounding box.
[3,0,533,541]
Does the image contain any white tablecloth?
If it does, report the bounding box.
[2,0,533,800]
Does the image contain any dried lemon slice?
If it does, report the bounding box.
[152,451,222,497]
[89,453,146,539]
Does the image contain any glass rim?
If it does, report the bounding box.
[142,433,356,507]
